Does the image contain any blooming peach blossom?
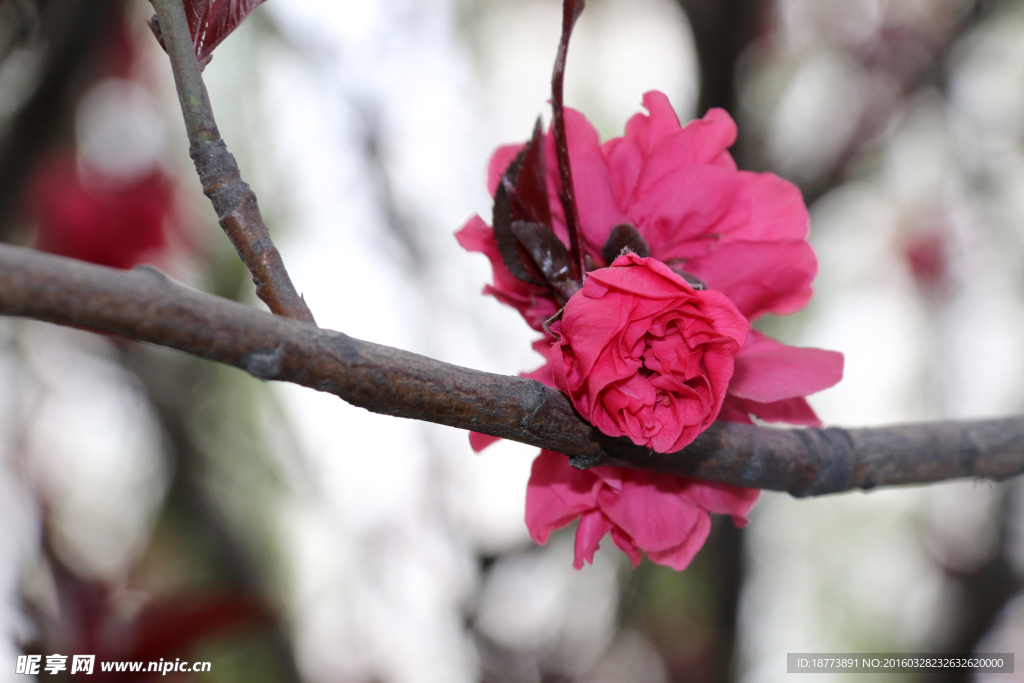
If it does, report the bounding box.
[548,253,748,453]
[458,92,843,570]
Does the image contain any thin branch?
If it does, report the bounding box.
[551,0,586,282]
[148,0,314,324]
[3,242,1024,496]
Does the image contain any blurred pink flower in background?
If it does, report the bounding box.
[903,229,950,291]
[28,153,174,270]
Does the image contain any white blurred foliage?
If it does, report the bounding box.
[739,488,946,682]
[778,0,883,51]
[976,589,1024,683]
[764,50,869,181]
[940,0,1024,660]
[473,534,619,674]
[0,322,40,683]
[0,45,43,121]
[20,323,168,581]
[582,630,668,683]
[0,320,168,676]
[76,77,165,182]
[469,0,697,141]
[738,1,1024,679]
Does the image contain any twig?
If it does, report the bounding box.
[148,0,314,324]
[3,243,1024,496]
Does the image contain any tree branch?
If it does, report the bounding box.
[3,242,1024,496]
[148,0,314,324]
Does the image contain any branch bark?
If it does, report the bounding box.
[3,243,1024,496]
[148,0,314,324]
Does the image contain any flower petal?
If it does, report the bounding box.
[739,396,822,426]
[598,470,704,553]
[469,431,500,453]
[602,91,683,204]
[609,527,643,568]
[549,108,631,254]
[685,240,817,319]
[685,480,760,526]
[573,510,615,569]
[716,395,754,424]
[645,511,712,571]
[629,164,815,319]
[641,106,737,175]
[729,331,844,402]
[525,450,602,544]
[628,91,684,150]
[487,143,526,196]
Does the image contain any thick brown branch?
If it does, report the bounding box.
[3,243,1024,496]
[148,0,314,324]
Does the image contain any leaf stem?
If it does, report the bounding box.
[551,0,586,283]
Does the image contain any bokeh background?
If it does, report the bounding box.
[2,0,1024,681]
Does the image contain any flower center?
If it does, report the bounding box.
[639,344,673,408]
[638,343,655,379]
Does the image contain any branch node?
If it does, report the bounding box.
[132,263,170,285]
[240,346,285,380]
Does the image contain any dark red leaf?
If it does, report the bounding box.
[183,0,266,63]
[511,221,578,303]
[551,0,585,282]
[493,151,546,286]
[599,224,705,287]
[601,223,650,265]
[505,118,552,229]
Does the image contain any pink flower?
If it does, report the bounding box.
[461,90,843,435]
[458,92,844,570]
[457,90,816,329]
[549,253,748,453]
[718,329,844,427]
[527,450,759,570]
[519,315,842,570]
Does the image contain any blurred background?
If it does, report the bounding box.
[1,0,1024,681]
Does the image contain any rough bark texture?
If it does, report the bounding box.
[3,243,1024,496]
